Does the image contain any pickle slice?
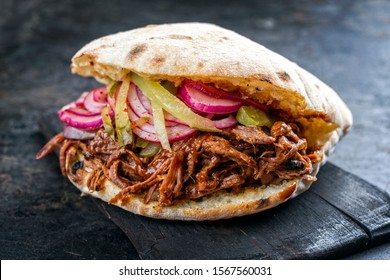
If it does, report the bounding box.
[139,142,161,157]
[115,78,133,146]
[236,106,274,128]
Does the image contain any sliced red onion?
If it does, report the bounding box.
[182,80,269,113]
[133,125,196,143]
[165,125,197,141]
[66,107,101,117]
[63,125,96,140]
[58,88,114,133]
[128,83,151,118]
[163,111,186,125]
[127,105,153,131]
[127,103,196,142]
[129,107,178,127]
[164,119,184,127]
[92,87,107,103]
[178,82,242,114]
[128,85,182,127]
[84,89,107,113]
[136,85,151,111]
[132,127,159,142]
[58,110,104,130]
[184,80,269,113]
[135,83,186,125]
[184,80,243,101]
[213,114,237,129]
[59,101,77,112]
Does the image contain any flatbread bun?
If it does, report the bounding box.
[69,161,315,221]
[66,22,352,220]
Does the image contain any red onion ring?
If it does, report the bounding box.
[63,125,96,140]
[58,109,104,130]
[92,87,107,103]
[184,80,243,101]
[133,125,197,143]
[182,80,269,113]
[66,107,101,117]
[57,88,113,131]
[84,88,108,113]
[128,83,151,117]
[128,84,184,127]
[128,104,196,141]
[178,81,242,114]
[213,114,237,129]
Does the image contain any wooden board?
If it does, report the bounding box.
[312,164,390,246]
[93,192,369,259]
[39,112,390,259]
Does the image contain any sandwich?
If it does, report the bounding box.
[36,22,352,220]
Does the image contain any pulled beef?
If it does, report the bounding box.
[201,135,257,168]
[257,122,316,182]
[228,125,275,145]
[88,130,119,155]
[36,132,65,160]
[57,121,320,206]
[158,151,184,205]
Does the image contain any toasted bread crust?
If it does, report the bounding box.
[71,22,352,145]
[69,161,310,220]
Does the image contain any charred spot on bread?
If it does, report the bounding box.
[127,43,147,60]
[277,71,291,82]
[256,197,271,209]
[152,56,166,66]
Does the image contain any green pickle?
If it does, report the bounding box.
[135,137,149,148]
[151,100,171,151]
[115,77,133,146]
[107,80,119,97]
[236,106,274,128]
[101,106,114,139]
[140,142,161,157]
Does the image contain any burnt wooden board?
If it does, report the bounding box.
[39,112,390,259]
[312,164,390,246]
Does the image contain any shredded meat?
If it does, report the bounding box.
[87,163,106,192]
[59,139,87,175]
[255,121,316,183]
[36,132,65,160]
[158,151,184,205]
[88,130,119,155]
[201,135,257,169]
[228,125,275,145]
[40,121,321,206]
[196,156,220,191]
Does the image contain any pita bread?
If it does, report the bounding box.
[70,169,306,221]
[65,22,352,220]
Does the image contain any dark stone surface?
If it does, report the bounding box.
[0,112,139,259]
[0,0,389,259]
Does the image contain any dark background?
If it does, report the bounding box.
[0,0,389,259]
